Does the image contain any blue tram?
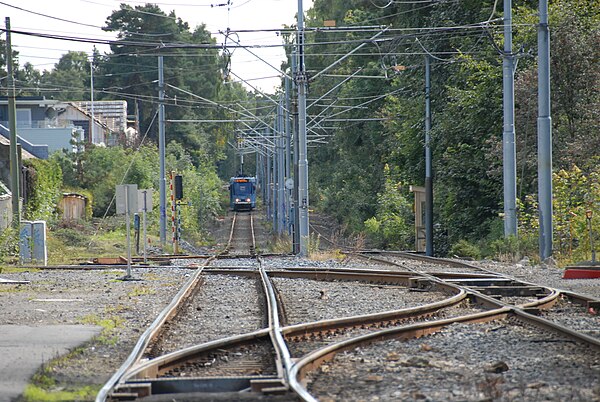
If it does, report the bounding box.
[229,176,257,211]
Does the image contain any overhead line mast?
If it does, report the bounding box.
[296,0,310,256]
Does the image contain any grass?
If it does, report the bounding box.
[128,285,155,297]
[0,286,26,293]
[77,313,124,346]
[21,384,99,402]
[0,266,42,274]
[45,217,162,265]
[310,248,346,261]
[268,234,292,254]
[22,346,100,402]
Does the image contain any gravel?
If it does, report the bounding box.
[2,221,600,400]
[146,273,265,358]
[272,276,448,325]
[307,319,600,401]
[0,267,188,386]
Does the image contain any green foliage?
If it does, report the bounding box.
[166,142,225,243]
[22,384,99,402]
[303,0,599,258]
[0,226,19,264]
[39,51,91,101]
[99,4,231,166]
[23,159,63,222]
[6,0,597,261]
[489,234,538,263]
[75,145,158,216]
[517,162,600,265]
[52,227,89,247]
[449,239,481,260]
[363,165,413,249]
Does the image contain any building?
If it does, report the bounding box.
[0,96,133,158]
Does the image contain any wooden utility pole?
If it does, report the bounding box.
[5,17,21,227]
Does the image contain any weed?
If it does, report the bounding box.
[128,285,155,297]
[489,234,538,263]
[308,233,321,255]
[0,266,42,274]
[77,314,124,345]
[0,286,26,293]
[450,239,481,260]
[0,227,19,264]
[310,249,345,261]
[269,235,292,254]
[143,272,160,281]
[22,345,99,402]
[21,384,99,402]
[102,270,126,276]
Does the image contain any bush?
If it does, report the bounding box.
[23,159,63,221]
[449,239,481,260]
[0,227,19,264]
[489,234,538,263]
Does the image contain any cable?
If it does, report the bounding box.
[0,1,103,29]
[86,109,159,249]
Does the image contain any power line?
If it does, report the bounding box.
[0,1,103,29]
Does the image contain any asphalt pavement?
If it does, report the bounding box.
[0,325,101,401]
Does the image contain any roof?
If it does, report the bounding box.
[0,96,59,107]
[0,135,37,160]
[74,101,127,133]
[0,181,9,196]
[63,103,112,133]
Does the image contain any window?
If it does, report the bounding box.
[16,109,32,128]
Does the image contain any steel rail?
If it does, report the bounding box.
[96,263,209,401]
[560,290,600,310]
[282,288,467,339]
[249,212,257,256]
[510,308,600,351]
[289,307,513,401]
[122,328,271,379]
[359,250,600,312]
[257,259,294,389]
[224,211,238,254]
[290,301,600,399]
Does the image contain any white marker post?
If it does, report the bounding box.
[138,189,153,264]
[117,184,138,279]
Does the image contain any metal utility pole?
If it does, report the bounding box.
[5,17,20,227]
[291,51,300,254]
[90,59,95,144]
[503,0,518,237]
[538,0,553,261]
[279,98,287,234]
[296,0,310,256]
[424,56,433,256]
[266,145,272,219]
[158,56,167,249]
[272,127,279,231]
[284,77,292,236]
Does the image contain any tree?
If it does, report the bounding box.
[40,51,91,100]
[99,4,230,167]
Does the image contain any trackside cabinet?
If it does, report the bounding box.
[19,220,47,266]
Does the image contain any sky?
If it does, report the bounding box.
[1,0,313,92]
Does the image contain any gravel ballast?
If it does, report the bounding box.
[1,247,599,400]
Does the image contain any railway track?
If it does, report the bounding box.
[97,215,600,401]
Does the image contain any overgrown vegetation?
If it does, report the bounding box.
[1,0,597,266]
[22,344,100,402]
[303,0,599,264]
[23,159,63,222]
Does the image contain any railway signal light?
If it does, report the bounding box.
[174,174,183,200]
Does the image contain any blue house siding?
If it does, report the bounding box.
[0,124,49,159]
